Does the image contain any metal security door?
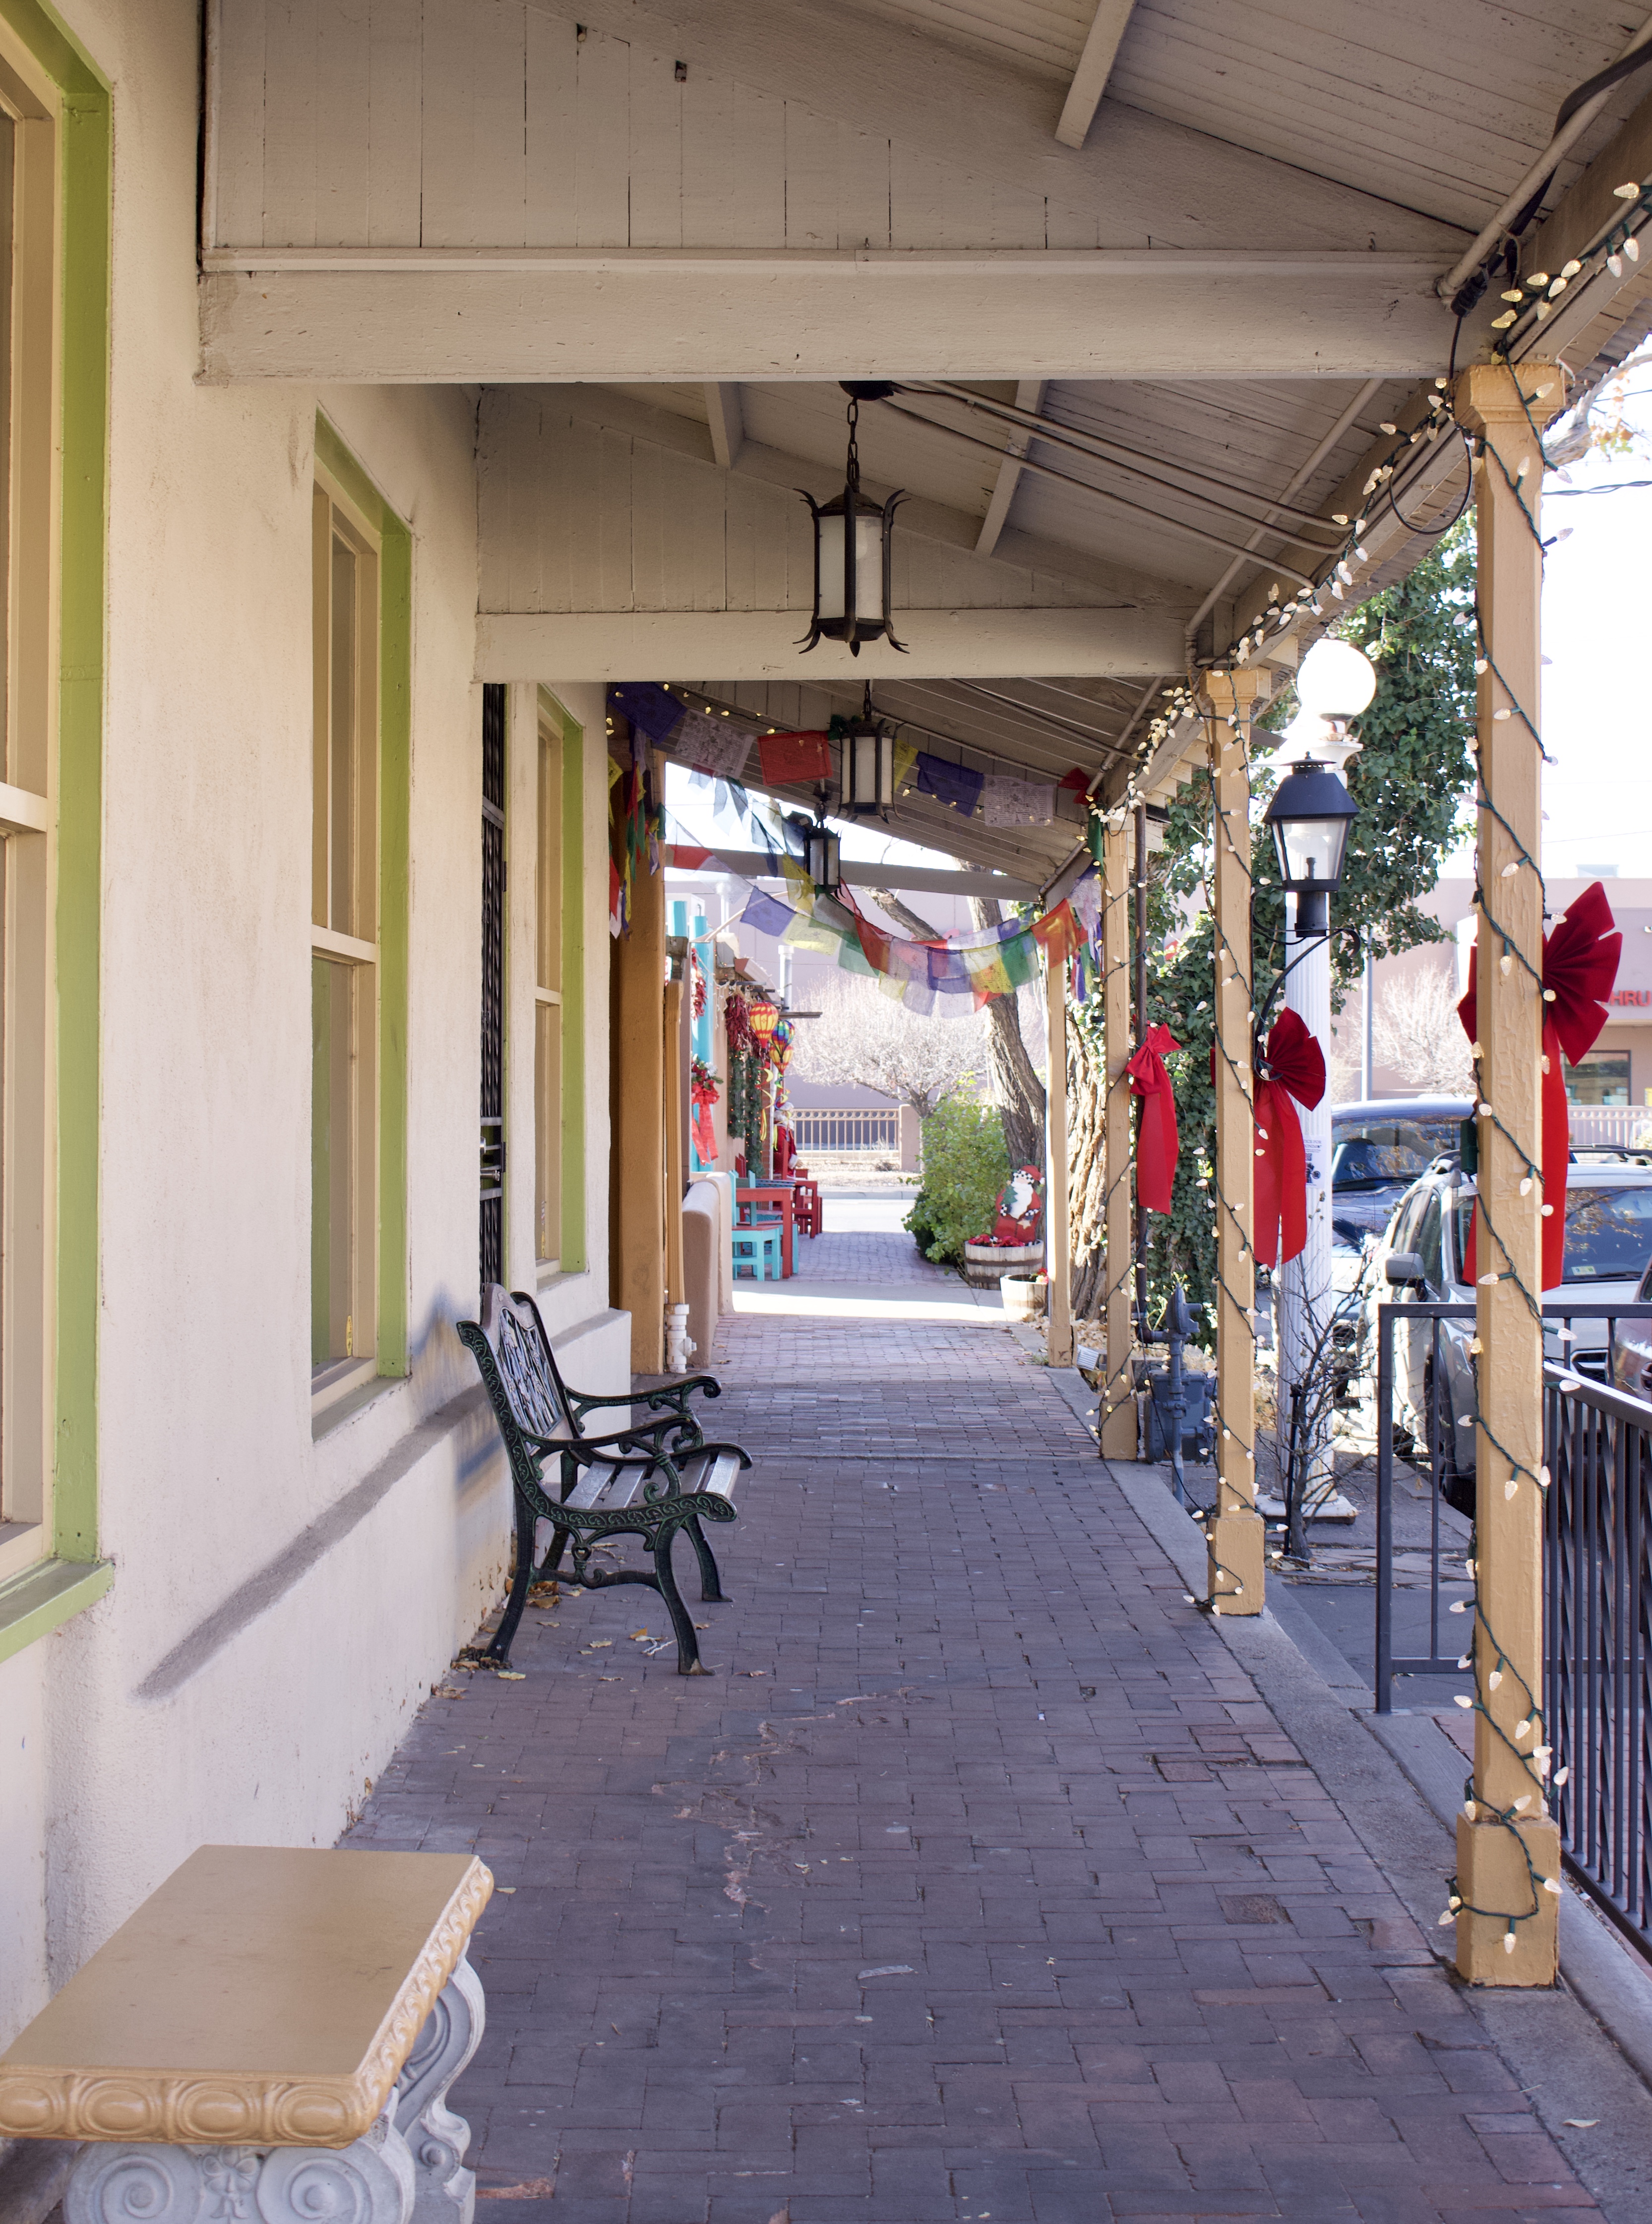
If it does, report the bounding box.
[480,684,506,1288]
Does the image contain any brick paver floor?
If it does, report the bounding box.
[347,1234,1598,2224]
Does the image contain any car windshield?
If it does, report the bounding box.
[1331,1119,1462,1191]
[1560,1187,1652,1282]
[1453,1184,1652,1284]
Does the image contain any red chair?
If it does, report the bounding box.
[793,1178,823,1239]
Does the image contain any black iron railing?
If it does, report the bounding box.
[1373,1300,1652,1960]
[1543,1360,1652,1958]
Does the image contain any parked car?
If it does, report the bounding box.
[1610,1258,1652,1404]
[1330,1098,1473,1247]
[1362,1159,1652,1516]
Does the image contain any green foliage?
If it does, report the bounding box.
[1116,521,1478,1333]
[905,1094,1009,1263]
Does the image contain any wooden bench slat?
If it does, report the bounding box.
[0,1847,491,2149]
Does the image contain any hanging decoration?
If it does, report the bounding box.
[757,730,833,787]
[1252,1009,1327,1270]
[799,386,906,657]
[690,1056,721,1164]
[608,751,663,937]
[983,775,1056,828]
[1457,880,1621,1289]
[1127,1023,1183,1214]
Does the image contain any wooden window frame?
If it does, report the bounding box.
[0,28,62,1590]
[534,691,585,1284]
[310,467,381,1416]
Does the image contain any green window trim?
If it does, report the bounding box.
[0,2,112,1635]
[314,414,411,1378]
[541,689,586,1275]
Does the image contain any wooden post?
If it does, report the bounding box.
[1100,817,1137,1458]
[1202,670,1269,1615]
[663,978,686,1308]
[1453,362,1562,1986]
[1046,946,1073,1366]
[610,754,667,1373]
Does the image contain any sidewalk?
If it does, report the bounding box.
[345,1228,1636,2223]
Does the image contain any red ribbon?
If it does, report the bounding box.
[1457,881,1621,1289]
[690,1081,719,1163]
[1254,1008,1327,1270]
[1127,1023,1182,1213]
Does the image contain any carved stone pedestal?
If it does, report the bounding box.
[61,1959,485,2224]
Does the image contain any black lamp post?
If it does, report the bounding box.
[1264,758,1358,937]
[799,386,906,657]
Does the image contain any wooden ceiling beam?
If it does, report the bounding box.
[1055,2,1137,151]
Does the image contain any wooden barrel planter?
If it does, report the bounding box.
[999,1271,1047,1321]
[962,1238,1042,1290]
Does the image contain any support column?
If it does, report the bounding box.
[1203,671,1269,1615]
[1100,817,1136,1458]
[1046,946,1073,1366]
[664,978,687,1308]
[611,753,667,1373]
[1453,361,1562,1986]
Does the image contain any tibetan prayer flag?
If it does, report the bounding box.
[983,776,1054,827]
[671,710,754,781]
[893,740,919,793]
[916,753,985,817]
[1030,900,1084,966]
[757,730,833,787]
[608,682,683,746]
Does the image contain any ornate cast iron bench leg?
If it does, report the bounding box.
[684,1513,727,1605]
[651,1513,711,1674]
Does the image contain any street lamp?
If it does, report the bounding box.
[1264,759,1359,936]
[799,387,906,657]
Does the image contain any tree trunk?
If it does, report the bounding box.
[967,897,1045,1170]
[1067,1018,1107,1321]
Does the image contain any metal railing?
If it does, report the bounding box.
[1544,1361,1652,1959]
[794,1108,900,1153]
[1373,1300,1652,1960]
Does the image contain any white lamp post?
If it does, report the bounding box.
[1264,637,1374,1520]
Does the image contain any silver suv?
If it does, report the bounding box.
[1362,1158,1652,1514]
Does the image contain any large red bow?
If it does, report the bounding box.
[1457,882,1620,1289]
[1254,1008,1327,1270]
[1127,1023,1182,1212]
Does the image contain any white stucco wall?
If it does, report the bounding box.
[0,0,624,2044]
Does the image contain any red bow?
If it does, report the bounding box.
[1457,882,1621,1289]
[691,1081,720,1163]
[1127,1023,1182,1213]
[1254,1008,1327,1269]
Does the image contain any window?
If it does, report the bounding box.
[0,31,78,1596]
[1565,1051,1630,1107]
[1413,1195,1444,1293]
[535,712,562,1265]
[311,473,380,1410]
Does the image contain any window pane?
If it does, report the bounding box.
[329,533,357,933]
[537,723,560,992]
[312,955,355,1362]
[536,999,561,1262]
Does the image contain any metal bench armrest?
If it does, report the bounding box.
[567,1375,722,1421]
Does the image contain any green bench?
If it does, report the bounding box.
[458,1286,750,1676]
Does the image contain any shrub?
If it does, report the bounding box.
[904,1094,1009,1264]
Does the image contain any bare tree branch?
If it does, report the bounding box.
[788,976,987,1115]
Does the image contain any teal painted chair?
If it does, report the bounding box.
[733,1221,783,1280]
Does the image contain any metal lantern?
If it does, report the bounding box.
[806,821,842,897]
[841,689,894,814]
[799,386,906,657]
[1264,758,1359,936]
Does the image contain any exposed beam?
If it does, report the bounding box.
[200,253,1452,385]
[666,850,1037,899]
[975,378,1045,557]
[1055,2,1137,151]
[476,607,1187,682]
[705,383,745,471]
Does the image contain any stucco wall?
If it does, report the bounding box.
[0,0,623,2043]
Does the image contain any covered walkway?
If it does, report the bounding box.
[347,1223,1632,2222]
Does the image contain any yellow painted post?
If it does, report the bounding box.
[1046,946,1074,1366]
[1453,362,1563,1985]
[1202,670,1269,1615]
[610,753,667,1373]
[1100,816,1137,1458]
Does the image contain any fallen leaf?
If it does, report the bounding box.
[857,1965,915,1980]
[630,1629,650,1640]
[599,1675,620,1681]
[496,1887,516,1894]
[1564,2119,1599,2129]
[589,1639,613,1648]
[694,1622,710,1629]
[497,1671,526,1681]
[476,2182,556,2202]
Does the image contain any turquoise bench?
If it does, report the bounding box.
[733,1222,783,1280]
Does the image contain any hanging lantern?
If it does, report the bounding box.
[841,685,894,814]
[748,999,780,1043]
[799,385,906,658]
[807,820,842,897]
